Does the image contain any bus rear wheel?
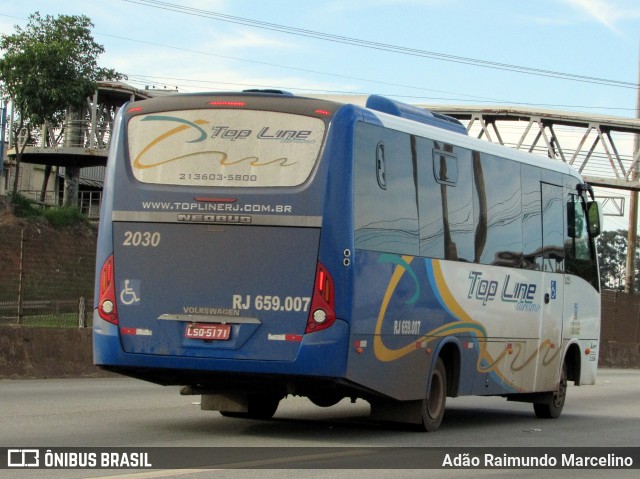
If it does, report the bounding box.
[534,362,568,419]
[308,392,343,408]
[421,357,447,432]
[220,394,281,420]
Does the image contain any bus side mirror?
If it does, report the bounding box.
[587,201,602,238]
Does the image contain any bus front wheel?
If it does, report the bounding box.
[534,362,568,419]
[421,357,447,432]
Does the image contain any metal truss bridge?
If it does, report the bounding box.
[426,105,640,216]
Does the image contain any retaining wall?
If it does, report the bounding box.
[1,290,639,379]
[0,326,110,379]
[599,290,640,368]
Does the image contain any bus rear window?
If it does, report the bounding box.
[127,109,326,187]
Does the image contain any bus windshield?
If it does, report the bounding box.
[127,109,326,187]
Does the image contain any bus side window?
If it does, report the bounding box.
[565,194,598,289]
[521,165,542,270]
[475,153,523,268]
[354,123,419,256]
[566,195,590,260]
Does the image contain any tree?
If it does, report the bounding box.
[0,12,124,203]
[596,229,640,291]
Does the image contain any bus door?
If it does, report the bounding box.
[536,182,565,392]
[562,192,600,383]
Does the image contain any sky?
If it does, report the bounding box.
[1,0,638,115]
[1,0,640,229]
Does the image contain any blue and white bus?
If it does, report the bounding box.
[94,91,601,431]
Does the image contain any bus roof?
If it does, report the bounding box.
[361,104,582,181]
[306,94,581,182]
[305,94,467,134]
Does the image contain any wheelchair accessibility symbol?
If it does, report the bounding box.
[120,279,141,305]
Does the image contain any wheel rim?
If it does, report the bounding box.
[552,368,568,408]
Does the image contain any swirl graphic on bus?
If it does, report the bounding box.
[132,115,297,171]
[220,156,297,167]
[372,255,561,392]
[133,115,210,170]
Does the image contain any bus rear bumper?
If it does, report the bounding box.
[93,311,350,382]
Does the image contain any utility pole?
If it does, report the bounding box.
[625,44,640,293]
[0,93,6,181]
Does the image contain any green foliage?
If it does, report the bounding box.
[10,193,42,218]
[0,12,125,198]
[596,229,640,291]
[10,194,90,229]
[42,206,90,229]
[20,314,83,328]
[0,12,125,126]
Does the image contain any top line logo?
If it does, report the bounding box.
[467,271,537,306]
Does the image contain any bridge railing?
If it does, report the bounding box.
[11,119,113,150]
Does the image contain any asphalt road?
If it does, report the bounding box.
[1,368,639,478]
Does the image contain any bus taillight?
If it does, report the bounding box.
[306,262,336,334]
[98,255,119,324]
[208,101,246,107]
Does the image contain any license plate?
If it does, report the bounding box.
[185,323,231,340]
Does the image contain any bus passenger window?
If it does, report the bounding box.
[475,153,523,267]
[354,123,419,255]
[521,165,542,270]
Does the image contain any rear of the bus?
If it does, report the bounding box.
[93,93,353,399]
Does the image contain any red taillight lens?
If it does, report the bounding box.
[305,262,336,334]
[98,255,118,324]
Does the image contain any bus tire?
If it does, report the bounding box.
[308,392,343,408]
[220,394,281,420]
[219,411,247,418]
[421,357,447,432]
[534,362,568,419]
[246,394,281,420]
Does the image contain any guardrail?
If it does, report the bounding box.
[0,298,91,327]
